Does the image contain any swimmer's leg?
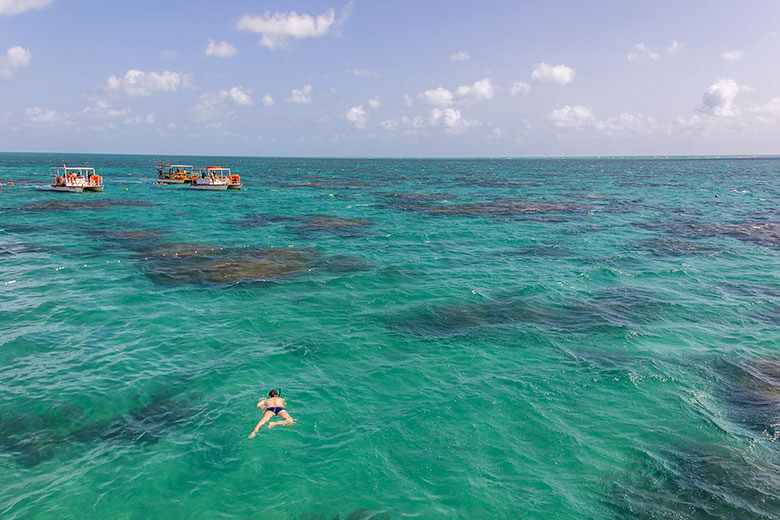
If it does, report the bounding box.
[267,410,294,429]
[249,410,275,438]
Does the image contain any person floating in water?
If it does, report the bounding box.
[248,389,294,438]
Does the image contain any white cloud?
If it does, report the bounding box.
[488,127,504,139]
[420,87,454,107]
[455,78,494,103]
[531,62,575,84]
[160,50,178,59]
[419,78,494,107]
[25,106,57,123]
[752,97,780,124]
[348,68,378,78]
[0,0,52,16]
[429,108,480,134]
[205,39,238,58]
[226,86,252,105]
[80,100,130,119]
[346,105,367,128]
[548,105,654,135]
[626,43,659,61]
[403,93,414,107]
[667,40,681,55]
[103,69,191,97]
[721,49,745,61]
[192,86,253,120]
[0,45,31,79]
[288,84,312,104]
[698,78,740,117]
[549,105,595,127]
[379,119,399,130]
[367,96,381,109]
[236,2,352,49]
[449,51,470,62]
[124,113,156,126]
[262,94,275,106]
[510,81,530,95]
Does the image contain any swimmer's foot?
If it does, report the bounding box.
[267,422,277,429]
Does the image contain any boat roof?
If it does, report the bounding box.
[51,166,95,171]
[158,164,193,168]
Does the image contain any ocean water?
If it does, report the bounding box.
[0,153,778,519]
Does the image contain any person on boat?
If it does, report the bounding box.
[248,389,294,438]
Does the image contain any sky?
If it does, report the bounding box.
[1,0,779,157]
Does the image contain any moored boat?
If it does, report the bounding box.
[49,166,103,192]
[227,170,242,190]
[156,164,196,184]
[190,166,229,191]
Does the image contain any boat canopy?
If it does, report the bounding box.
[50,166,95,174]
[158,164,193,169]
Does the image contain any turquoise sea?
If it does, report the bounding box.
[0,153,778,519]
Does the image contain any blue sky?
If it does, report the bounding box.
[1,0,779,156]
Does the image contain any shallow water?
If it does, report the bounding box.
[1,154,778,519]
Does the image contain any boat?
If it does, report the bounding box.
[49,166,103,192]
[190,166,229,191]
[156,164,196,184]
[227,170,242,190]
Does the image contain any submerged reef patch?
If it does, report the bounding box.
[14,199,154,212]
[602,441,779,519]
[136,243,369,286]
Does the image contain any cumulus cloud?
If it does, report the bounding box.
[531,62,575,84]
[0,0,52,16]
[510,81,530,95]
[626,43,659,61]
[205,39,238,58]
[348,68,378,78]
[419,78,494,106]
[25,106,57,123]
[288,84,312,104]
[0,45,31,79]
[698,78,740,116]
[667,40,681,55]
[455,78,494,103]
[103,69,191,97]
[262,94,274,106]
[367,96,381,109]
[721,49,745,61]
[403,93,413,107]
[549,105,595,127]
[429,107,480,134]
[548,105,654,135]
[192,86,253,120]
[236,2,352,49]
[346,105,367,128]
[160,49,178,59]
[752,98,780,124]
[449,51,470,62]
[420,87,454,107]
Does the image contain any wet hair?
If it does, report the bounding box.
[269,389,279,397]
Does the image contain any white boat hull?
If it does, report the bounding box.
[49,185,84,192]
[159,178,186,184]
[226,184,242,190]
[191,183,228,191]
[84,186,104,192]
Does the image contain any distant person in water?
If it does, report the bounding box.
[249,389,294,438]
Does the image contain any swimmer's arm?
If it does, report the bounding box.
[256,399,267,409]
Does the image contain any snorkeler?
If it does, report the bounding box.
[248,389,294,438]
